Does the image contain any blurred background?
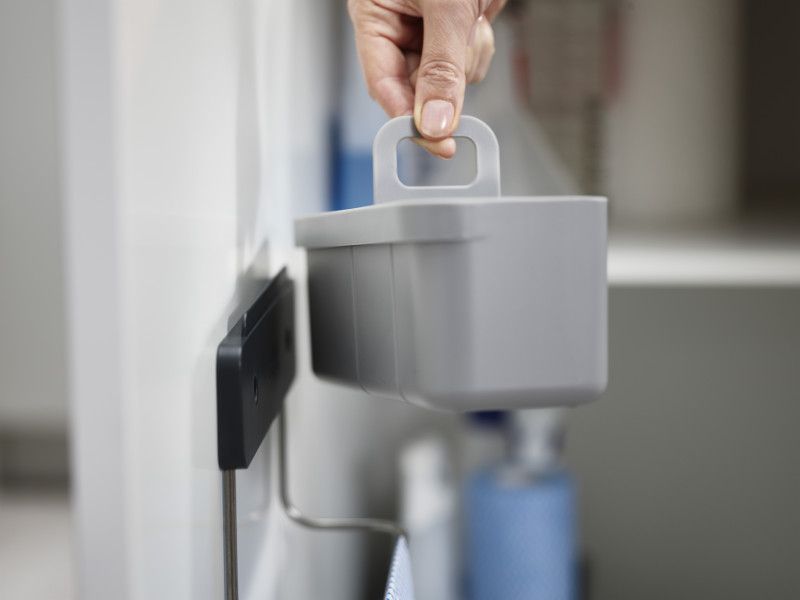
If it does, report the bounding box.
[1,0,799,599]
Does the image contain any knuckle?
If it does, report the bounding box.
[365,82,379,101]
[364,77,384,102]
[419,59,462,89]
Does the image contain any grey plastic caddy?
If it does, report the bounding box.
[294,116,607,412]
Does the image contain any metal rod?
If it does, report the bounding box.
[220,407,404,600]
[222,469,238,600]
[277,408,406,538]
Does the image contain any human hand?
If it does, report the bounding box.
[349,0,506,158]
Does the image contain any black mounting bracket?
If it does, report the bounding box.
[216,267,296,470]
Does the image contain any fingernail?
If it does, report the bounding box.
[420,100,454,138]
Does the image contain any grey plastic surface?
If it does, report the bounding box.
[295,116,608,412]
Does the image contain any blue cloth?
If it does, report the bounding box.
[466,469,577,600]
[385,536,416,600]
[332,150,373,210]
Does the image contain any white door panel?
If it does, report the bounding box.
[61,1,366,598]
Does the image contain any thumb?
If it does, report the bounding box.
[414,1,479,140]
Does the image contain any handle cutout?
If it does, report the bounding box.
[397,137,477,187]
[373,115,501,203]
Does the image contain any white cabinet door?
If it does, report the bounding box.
[60,1,369,598]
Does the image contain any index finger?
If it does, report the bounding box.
[353,31,415,117]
